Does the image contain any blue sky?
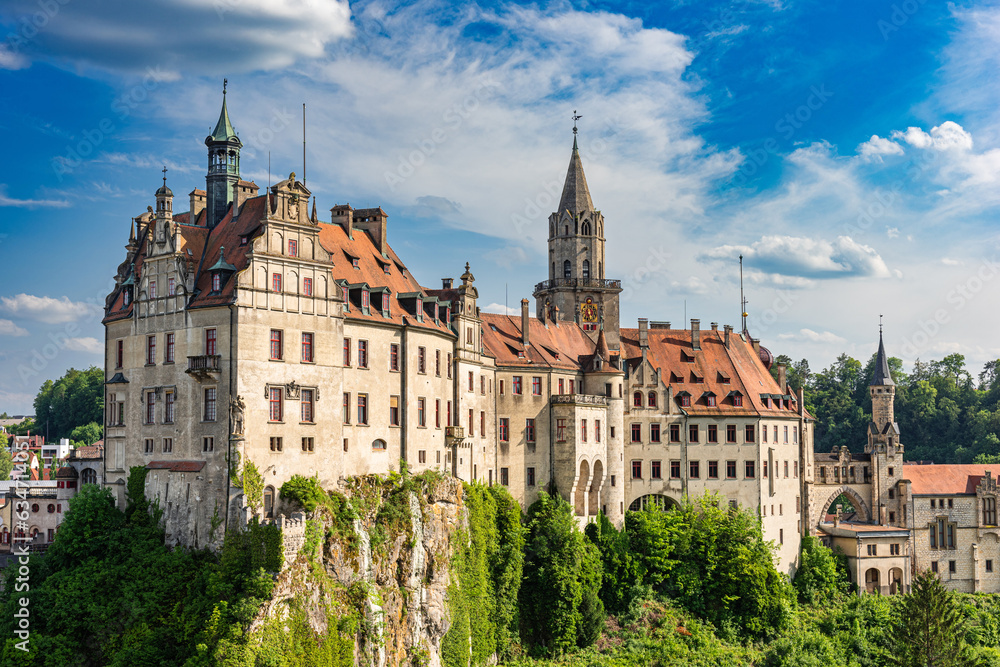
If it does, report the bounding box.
[1,0,999,414]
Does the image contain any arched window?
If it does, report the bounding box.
[648,392,657,408]
[582,221,591,235]
[582,260,590,279]
[263,486,275,519]
[564,225,569,235]
[598,262,603,278]
[563,260,571,278]
[81,468,97,485]
[633,391,643,407]
[372,439,387,450]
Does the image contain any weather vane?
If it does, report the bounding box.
[162,165,167,186]
[223,78,228,95]
[572,110,582,135]
[879,314,883,335]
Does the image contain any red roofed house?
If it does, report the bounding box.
[101,87,819,576]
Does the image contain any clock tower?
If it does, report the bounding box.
[533,121,622,349]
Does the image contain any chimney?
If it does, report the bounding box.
[711,322,718,331]
[521,299,530,346]
[442,278,453,289]
[553,305,560,326]
[638,318,648,348]
[354,208,388,254]
[231,181,241,222]
[752,338,760,356]
[691,319,701,351]
[797,385,805,416]
[835,505,842,528]
[777,364,787,391]
[330,204,354,237]
[724,324,732,349]
[189,190,206,225]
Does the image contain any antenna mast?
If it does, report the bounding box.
[740,254,748,333]
[302,103,307,186]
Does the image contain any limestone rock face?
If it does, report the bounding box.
[250,475,466,667]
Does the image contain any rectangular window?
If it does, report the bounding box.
[708,460,719,478]
[930,524,937,549]
[784,425,789,443]
[947,523,955,549]
[418,450,428,464]
[343,338,351,366]
[343,393,351,423]
[270,436,283,452]
[669,424,681,443]
[272,273,282,293]
[793,426,798,442]
[558,378,564,394]
[168,277,175,296]
[581,419,588,443]
[726,460,737,478]
[288,239,297,256]
[301,389,314,423]
[469,409,474,436]
[116,340,123,368]
[480,411,485,437]
[381,292,389,314]
[418,347,426,373]
[357,394,369,425]
[631,460,642,479]
[745,425,754,442]
[389,396,400,426]
[145,391,156,424]
[557,419,566,442]
[526,419,537,443]
[302,332,314,362]
[435,350,441,376]
[204,387,218,421]
[773,425,778,443]
[303,277,313,296]
[146,335,156,365]
[390,343,400,371]
[631,424,641,443]
[527,467,536,487]
[794,461,799,478]
[763,425,768,443]
[499,418,510,442]
[689,424,699,443]
[203,436,215,452]
[165,333,175,363]
[447,353,452,378]
[949,560,956,574]
[302,437,314,452]
[164,391,175,424]
[447,400,452,427]
[650,423,661,442]
[435,399,441,428]
[931,561,939,573]
[358,340,368,368]
[417,398,426,427]
[763,461,768,478]
[144,438,154,453]
[532,377,542,395]
[204,328,217,356]
[890,543,900,555]
[987,560,994,573]
[513,376,523,395]
[569,379,575,394]
[985,498,997,525]
[726,424,737,443]
[212,273,221,291]
[784,461,789,478]
[745,461,755,478]
[596,419,601,443]
[270,329,282,360]
[361,290,370,311]
[690,461,700,478]
[468,371,474,392]
[149,280,156,299]
[268,387,282,422]
[708,424,718,443]
[666,460,677,479]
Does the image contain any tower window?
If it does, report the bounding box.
[563,260,571,278]
[582,259,590,279]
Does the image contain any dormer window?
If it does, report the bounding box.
[382,293,390,316]
[681,351,695,362]
[212,273,221,291]
[361,289,370,312]
[384,264,391,275]
[416,300,424,321]
[434,303,439,322]
[352,258,360,269]
[707,395,716,407]
[680,395,691,407]
[445,306,451,322]
[123,289,131,306]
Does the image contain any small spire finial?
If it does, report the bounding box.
[223,78,227,95]
[162,165,168,187]
[572,110,581,135]
[879,314,883,335]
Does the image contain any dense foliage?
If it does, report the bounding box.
[888,571,982,667]
[793,535,852,604]
[771,352,1000,463]
[31,367,104,443]
[279,473,328,512]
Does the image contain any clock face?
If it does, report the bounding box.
[580,298,599,323]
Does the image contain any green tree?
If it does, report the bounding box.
[793,536,848,604]
[0,433,10,481]
[519,491,604,655]
[890,570,982,667]
[32,367,104,441]
[585,512,643,615]
[279,474,327,512]
[69,421,102,446]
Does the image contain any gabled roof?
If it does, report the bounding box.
[558,140,595,215]
[480,313,604,371]
[902,464,1000,495]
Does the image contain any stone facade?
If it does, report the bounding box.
[102,92,817,575]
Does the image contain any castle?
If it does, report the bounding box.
[100,89,1000,590]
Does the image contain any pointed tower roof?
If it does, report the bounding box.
[873,331,894,386]
[595,327,610,361]
[558,138,594,215]
[207,81,239,144]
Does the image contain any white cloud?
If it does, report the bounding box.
[483,245,530,270]
[886,227,899,238]
[0,294,93,324]
[0,320,28,336]
[0,185,69,208]
[0,0,351,76]
[857,135,903,162]
[941,257,963,266]
[703,235,891,280]
[891,121,973,152]
[669,276,709,295]
[0,45,28,70]
[482,302,519,315]
[778,328,847,344]
[64,337,103,354]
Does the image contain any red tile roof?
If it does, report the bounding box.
[480,313,604,370]
[146,461,206,473]
[619,327,810,418]
[902,464,1000,495]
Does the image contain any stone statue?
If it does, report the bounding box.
[230,394,245,436]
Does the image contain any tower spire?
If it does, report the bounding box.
[572,110,581,151]
[873,320,894,386]
[558,118,594,215]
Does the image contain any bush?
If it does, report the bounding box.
[794,536,849,604]
[280,474,327,512]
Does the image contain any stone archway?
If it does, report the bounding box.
[574,459,590,517]
[628,494,680,512]
[818,486,872,523]
[865,568,880,594]
[888,567,903,595]
[588,460,604,516]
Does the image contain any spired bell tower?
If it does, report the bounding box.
[866,321,902,525]
[533,113,622,349]
[205,79,242,228]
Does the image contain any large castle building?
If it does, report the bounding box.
[100,90,997,589]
